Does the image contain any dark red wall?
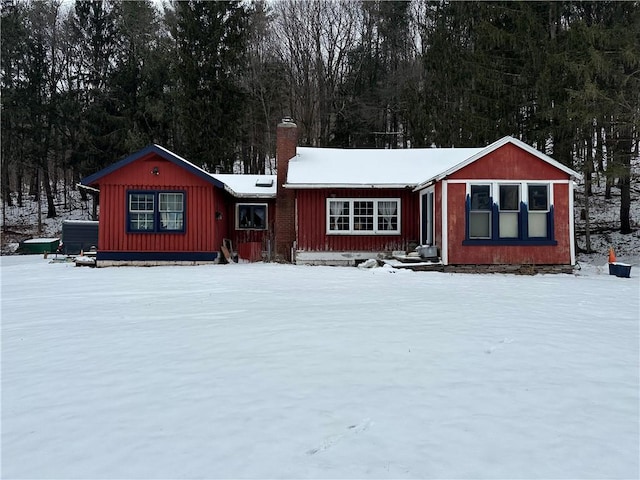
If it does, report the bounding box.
[224,198,276,260]
[441,144,572,265]
[296,188,419,252]
[96,152,223,253]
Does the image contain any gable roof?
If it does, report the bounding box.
[80,144,225,188]
[284,137,579,190]
[284,146,484,188]
[414,136,580,190]
[212,174,276,198]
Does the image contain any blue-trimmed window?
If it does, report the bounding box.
[464,183,556,245]
[127,191,185,233]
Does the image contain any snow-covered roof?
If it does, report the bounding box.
[285,137,580,189]
[212,174,277,198]
[285,146,484,188]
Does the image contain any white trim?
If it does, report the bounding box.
[441,181,448,265]
[295,250,386,266]
[414,137,580,191]
[285,183,416,189]
[445,179,572,185]
[325,198,401,235]
[569,181,576,265]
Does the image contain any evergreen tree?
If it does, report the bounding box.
[168,0,251,172]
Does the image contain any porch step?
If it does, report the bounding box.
[383,258,444,272]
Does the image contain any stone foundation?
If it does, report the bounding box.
[443,264,575,275]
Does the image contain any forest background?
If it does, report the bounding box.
[1,0,638,249]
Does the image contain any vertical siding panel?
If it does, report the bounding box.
[297,188,419,253]
[97,154,220,255]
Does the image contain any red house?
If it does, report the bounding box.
[81,145,275,266]
[275,120,579,272]
[82,121,579,272]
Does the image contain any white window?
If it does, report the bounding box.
[237,203,267,230]
[159,193,184,231]
[326,198,400,235]
[129,193,155,231]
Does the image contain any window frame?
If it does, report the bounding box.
[126,190,186,234]
[468,184,492,240]
[463,182,556,246]
[526,184,550,239]
[326,198,401,235]
[498,184,521,239]
[236,203,268,231]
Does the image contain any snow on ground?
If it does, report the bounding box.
[1,256,638,479]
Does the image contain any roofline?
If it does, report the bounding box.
[79,144,225,189]
[222,184,276,199]
[283,183,417,189]
[414,136,580,190]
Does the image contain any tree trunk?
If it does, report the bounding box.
[584,137,593,252]
[618,124,632,234]
[42,162,57,218]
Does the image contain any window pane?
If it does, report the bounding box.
[528,185,548,211]
[471,185,491,210]
[130,212,154,231]
[469,211,490,238]
[130,193,154,212]
[251,205,266,229]
[328,201,350,231]
[129,193,155,231]
[377,201,398,231]
[499,212,518,238]
[158,193,184,231]
[160,212,184,230]
[528,212,547,237]
[160,193,183,212]
[353,201,373,231]
[238,205,251,228]
[499,185,520,211]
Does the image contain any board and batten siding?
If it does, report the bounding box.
[96,154,222,254]
[442,143,573,265]
[296,188,419,253]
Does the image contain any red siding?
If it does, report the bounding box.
[96,153,220,253]
[225,199,276,260]
[443,143,573,265]
[296,188,419,252]
[448,143,568,180]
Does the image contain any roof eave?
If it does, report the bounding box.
[283,183,416,189]
[79,144,225,189]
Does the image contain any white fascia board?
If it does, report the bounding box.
[222,185,275,199]
[283,183,416,189]
[413,180,436,192]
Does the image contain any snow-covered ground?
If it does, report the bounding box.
[1,256,638,479]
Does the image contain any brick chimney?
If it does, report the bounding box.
[275,119,298,262]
